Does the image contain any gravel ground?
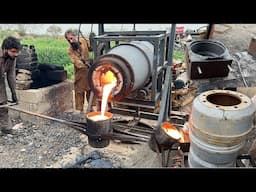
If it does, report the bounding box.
[0,110,159,168]
[214,24,256,54]
[0,111,85,168]
[0,108,8,130]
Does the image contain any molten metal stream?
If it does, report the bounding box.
[101,81,116,116]
[100,71,117,116]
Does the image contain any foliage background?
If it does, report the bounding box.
[0,29,185,80]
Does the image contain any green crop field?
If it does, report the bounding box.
[0,33,185,80]
[21,38,185,80]
[21,37,75,79]
[21,37,96,80]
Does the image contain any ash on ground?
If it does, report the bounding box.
[62,150,121,168]
[0,111,125,168]
[0,111,82,168]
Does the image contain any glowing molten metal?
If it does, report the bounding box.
[162,122,181,140]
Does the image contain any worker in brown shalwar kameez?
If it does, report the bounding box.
[0,36,21,135]
[65,29,96,113]
[0,36,21,105]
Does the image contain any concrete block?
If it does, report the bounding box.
[17,89,43,104]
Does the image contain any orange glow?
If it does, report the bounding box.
[100,71,117,86]
[89,114,109,121]
[179,128,190,143]
[87,111,113,120]
[162,122,181,140]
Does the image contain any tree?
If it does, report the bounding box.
[17,24,29,36]
[47,25,62,37]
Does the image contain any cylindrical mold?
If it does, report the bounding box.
[86,111,113,148]
[89,41,154,101]
[188,90,255,167]
[190,40,228,60]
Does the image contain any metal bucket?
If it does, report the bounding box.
[149,122,181,152]
[188,90,255,167]
[86,111,113,148]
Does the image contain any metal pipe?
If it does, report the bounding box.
[157,24,176,126]
[98,24,104,35]
[206,24,214,39]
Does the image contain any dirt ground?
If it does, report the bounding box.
[1,24,256,168]
[213,24,256,54]
[0,108,161,168]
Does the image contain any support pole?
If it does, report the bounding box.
[157,24,176,127]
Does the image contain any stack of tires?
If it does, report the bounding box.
[33,63,67,88]
[16,69,33,90]
[16,44,67,89]
[16,45,38,71]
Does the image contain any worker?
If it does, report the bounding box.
[0,36,21,135]
[0,36,21,105]
[64,29,96,114]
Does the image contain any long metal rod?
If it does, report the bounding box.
[86,90,94,113]
[104,31,166,36]
[206,23,213,39]
[167,24,176,67]
[98,24,104,35]
[0,103,17,108]
[9,106,86,128]
[232,55,249,87]
[133,24,136,31]
[8,106,147,143]
[157,24,176,127]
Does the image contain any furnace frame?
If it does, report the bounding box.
[88,24,176,125]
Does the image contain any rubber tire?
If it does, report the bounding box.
[45,70,67,81]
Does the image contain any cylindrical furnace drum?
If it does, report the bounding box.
[89,41,154,101]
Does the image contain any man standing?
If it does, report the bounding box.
[0,36,21,105]
[64,29,96,113]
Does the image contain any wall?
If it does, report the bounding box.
[8,80,74,124]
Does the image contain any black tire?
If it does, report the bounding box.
[22,57,38,63]
[38,63,64,71]
[31,69,40,80]
[28,53,37,58]
[54,65,64,70]
[16,55,26,64]
[45,70,67,81]
[17,55,38,64]
[16,62,38,71]
[38,63,55,71]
